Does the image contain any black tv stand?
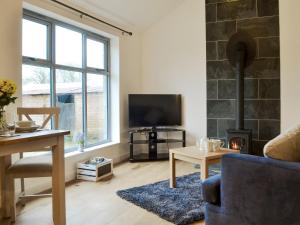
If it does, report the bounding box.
[128,128,186,162]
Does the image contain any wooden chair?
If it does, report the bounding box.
[6,107,60,222]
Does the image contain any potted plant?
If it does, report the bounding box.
[0,79,17,134]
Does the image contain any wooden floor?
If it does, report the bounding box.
[12,160,205,225]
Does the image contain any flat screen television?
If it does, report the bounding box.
[128,94,182,128]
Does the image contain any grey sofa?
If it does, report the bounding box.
[202,153,300,225]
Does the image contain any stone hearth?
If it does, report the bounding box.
[206,0,280,156]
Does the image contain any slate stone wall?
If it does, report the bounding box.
[206,0,280,155]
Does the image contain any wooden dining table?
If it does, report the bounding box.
[0,130,70,225]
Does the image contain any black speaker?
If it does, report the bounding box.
[149,140,157,159]
[148,131,157,159]
[149,131,157,140]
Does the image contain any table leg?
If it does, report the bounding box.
[170,152,176,188]
[200,159,209,181]
[52,136,66,225]
[0,156,11,219]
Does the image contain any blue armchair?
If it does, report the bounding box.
[202,154,300,225]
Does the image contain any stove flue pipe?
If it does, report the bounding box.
[227,31,256,131]
[235,42,246,130]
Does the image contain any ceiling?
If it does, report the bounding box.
[70,0,184,31]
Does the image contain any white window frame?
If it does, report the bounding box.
[22,9,111,153]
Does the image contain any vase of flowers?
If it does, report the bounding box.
[73,132,85,152]
[0,79,17,134]
[0,110,6,134]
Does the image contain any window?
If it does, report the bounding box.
[22,10,111,152]
[55,26,82,68]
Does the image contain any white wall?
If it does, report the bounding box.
[141,0,207,144]
[279,0,300,131]
[0,0,141,194]
[0,0,22,116]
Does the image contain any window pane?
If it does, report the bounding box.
[56,70,83,151]
[22,65,51,129]
[22,65,51,108]
[22,19,47,59]
[87,74,107,145]
[87,39,105,69]
[55,26,82,68]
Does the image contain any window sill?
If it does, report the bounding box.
[64,141,120,159]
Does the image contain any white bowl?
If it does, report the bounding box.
[16,120,35,128]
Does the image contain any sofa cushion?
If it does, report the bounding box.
[264,124,300,162]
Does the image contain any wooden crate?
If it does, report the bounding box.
[77,158,113,182]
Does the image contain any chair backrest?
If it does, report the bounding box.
[17,107,60,129]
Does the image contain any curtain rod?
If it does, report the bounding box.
[50,0,133,36]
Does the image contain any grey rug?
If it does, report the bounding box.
[117,171,218,225]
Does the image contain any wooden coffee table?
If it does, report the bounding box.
[169,146,238,188]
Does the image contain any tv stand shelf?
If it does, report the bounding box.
[132,139,184,144]
[131,153,170,162]
[129,128,186,162]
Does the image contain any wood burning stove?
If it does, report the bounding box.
[227,129,252,153]
[226,31,256,154]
